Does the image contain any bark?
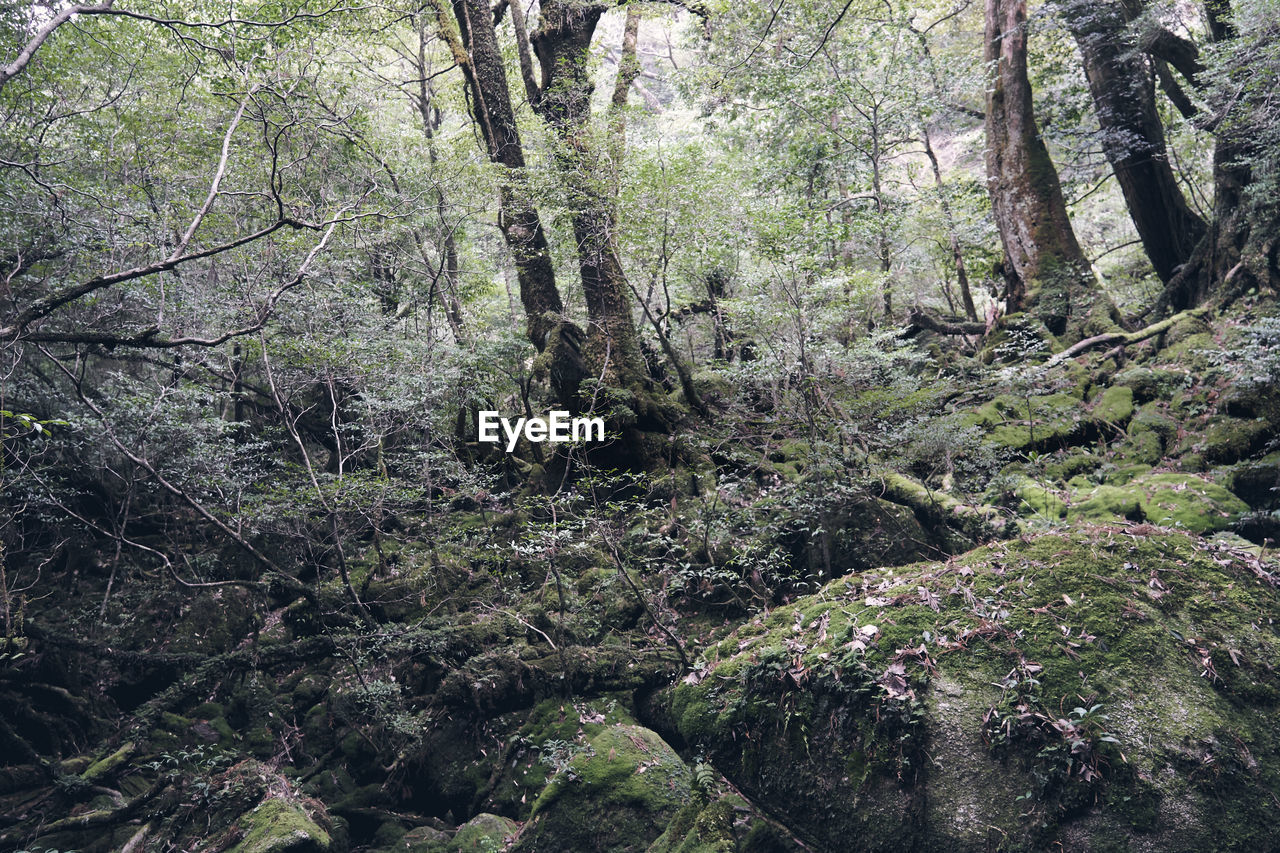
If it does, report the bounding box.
[533,0,677,427]
[439,0,587,401]
[1150,0,1273,314]
[1061,0,1207,283]
[984,0,1108,340]
[1045,306,1209,366]
[922,127,979,321]
[415,21,465,340]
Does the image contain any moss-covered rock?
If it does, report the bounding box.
[1223,453,1280,508]
[1091,385,1135,428]
[1111,368,1190,403]
[1042,450,1100,483]
[1131,472,1250,532]
[1067,484,1144,522]
[442,813,518,851]
[395,825,450,852]
[657,528,1280,852]
[1174,413,1274,465]
[1067,472,1250,533]
[646,795,738,853]
[514,724,692,852]
[966,393,1086,452]
[169,588,259,654]
[1013,477,1066,520]
[230,798,331,853]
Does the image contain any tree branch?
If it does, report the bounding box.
[1045,306,1210,366]
[0,2,116,91]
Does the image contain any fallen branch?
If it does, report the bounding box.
[876,471,1006,540]
[1045,306,1209,367]
[902,308,988,338]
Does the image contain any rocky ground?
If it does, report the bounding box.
[2,305,1278,853]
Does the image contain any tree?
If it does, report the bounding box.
[1151,0,1279,312]
[435,0,588,405]
[983,0,1113,339]
[1058,0,1207,284]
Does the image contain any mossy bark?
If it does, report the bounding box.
[1060,0,1206,284]
[532,0,682,435]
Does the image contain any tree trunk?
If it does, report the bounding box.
[1150,0,1274,314]
[439,0,586,402]
[532,0,677,429]
[1060,0,1207,284]
[984,0,1110,340]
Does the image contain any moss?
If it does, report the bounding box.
[1067,484,1144,522]
[1223,453,1280,508]
[1043,450,1100,482]
[1129,404,1179,440]
[230,798,331,853]
[516,724,691,852]
[1132,472,1250,532]
[169,588,259,654]
[1113,428,1164,466]
[1013,477,1066,519]
[81,741,135,784]
[663,528,1280,851]
[445,813,518,851]
[1112,367,1190,402]
[1091,385,1135,428]
[1181,415,1274,465]
[1066,472,1249,533]
[647,796,737,853]
[1101,464,1152,486]
[397,826,451,852]
[967,392,1085,452]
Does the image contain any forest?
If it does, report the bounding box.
[1,0,1279,850]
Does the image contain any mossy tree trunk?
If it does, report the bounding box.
[532,0,681,431]
[441,0,587,403]
[1061,0,1207,285]
[984,0,1111,341]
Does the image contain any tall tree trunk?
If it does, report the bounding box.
[922,127,979,322]
[533,0,677,429]
[1060,0,1207,284]
[415,19,465,342]
[1151,0,1273,313]
[910,25,980,322]
[436,0,586,401]
[984,0,1110,340]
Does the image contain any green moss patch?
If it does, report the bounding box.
[1066,472,1249,533]
[515,724,691,853]
[230,798,331,853]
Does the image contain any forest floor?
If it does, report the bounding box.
[2,298,1279,853]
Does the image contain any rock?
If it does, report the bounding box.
[1067,472,1249,534]
[1178,415,1274,465]
[1091,385,1135,428]
[448,813,519,851]
[513,724,691,852]
[231,798,331,853]
[1012,477,1066,519]
[1223,454,1280,509]
[395,826,450,852]
[1112,368,1190,403]
[658,528,1280,852]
